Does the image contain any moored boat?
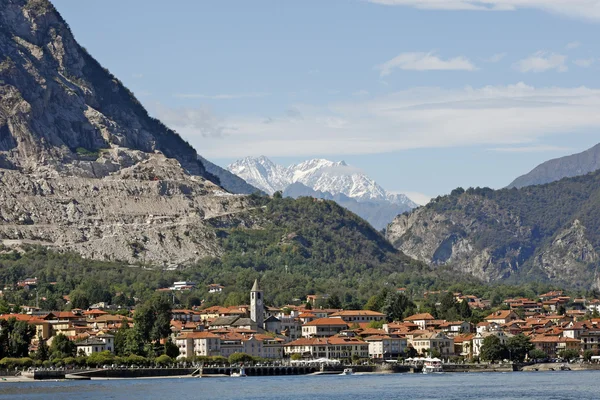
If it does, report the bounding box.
[422,358,443,374]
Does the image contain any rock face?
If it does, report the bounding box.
[386,195,533,282]
[386,176,600,289]
[0,0,255,264]
[508,143,600,189]
[228,156,418,229]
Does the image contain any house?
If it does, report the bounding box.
[76,338,107,356]
[485,310,519,325]
[175,331,221,358]
[472,331,511,358]
[364,334,407,359]
[208,284,225,293]
[580,329,600,352]
[329,310,385,324]
[453,333,475,359]
[404,313,435,330]
[76,334,114,356]
[301,318,348,338]
[284,337,369,360]
[439,321,471,336]
[409,331,454,356]
[170,281,196,291]
[530,335,581,358]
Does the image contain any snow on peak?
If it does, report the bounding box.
[227,156,418,209]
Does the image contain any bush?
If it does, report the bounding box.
[228,353,254,365]
[155,354,172,366]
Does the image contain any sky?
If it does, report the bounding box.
[52,0,600,205]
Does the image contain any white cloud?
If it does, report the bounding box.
[153,103,225,138]
[132,73,144,79]
[488,145,573,153]
[574,58,595,67]
[366,1,600,21]
[484,53,507,63]
[513,51,568,72]
[566,41,582,49]
[376,52,477,76]
[155,82,600,159]
[174,92,270,100]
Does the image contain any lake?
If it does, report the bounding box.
[0,371,599,399]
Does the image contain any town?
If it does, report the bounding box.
[1,277,599,374]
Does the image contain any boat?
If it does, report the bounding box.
[422,358,443,374]
[340,368,354,375]
[230,367,247,377]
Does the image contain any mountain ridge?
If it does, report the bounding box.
[386,172,600,289]
[227,155,418,229]
[508,143,600,189]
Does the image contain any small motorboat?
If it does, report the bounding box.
[231,367,247,377]
[340,368,354,375]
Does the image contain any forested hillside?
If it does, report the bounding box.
[387,170,600,289]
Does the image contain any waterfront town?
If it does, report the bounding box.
[0,278,599,368]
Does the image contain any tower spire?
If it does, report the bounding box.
[251,279,260,292]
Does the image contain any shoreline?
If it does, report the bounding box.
[1,364,599,383]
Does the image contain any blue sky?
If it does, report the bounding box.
[52,0,600,204]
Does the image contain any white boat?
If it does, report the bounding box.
[231,367,247,377]
[422,358,443,374]
[340,368,354,375]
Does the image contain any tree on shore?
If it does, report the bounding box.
[480,335,507,362]
[506,334,533,362]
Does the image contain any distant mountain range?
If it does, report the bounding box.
[227,156,417,229]
[508,143,600,189]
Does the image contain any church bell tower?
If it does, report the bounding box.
[250,279,264,329]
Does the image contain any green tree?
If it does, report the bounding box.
[228,352,254,364]
[326,294,343,309]
[124,328,146,356]
[133,294,172,343]
[49,334,76,359]
[529,349,548,361]
[558,349,580,361]
[480,335,508,362]
[114,319,131,356]
[70,290,90,310]
[506,334,533,362]
[290,353,302,361]
[155,354,172,366]
[164,338,179,359]
[0,318,36,358]
[457,300,472,319]
[382,292,415,322]
[583,349,596,361]
[35,337,49,361]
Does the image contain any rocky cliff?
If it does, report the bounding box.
[386,174,600,289]
[0,0,257,264]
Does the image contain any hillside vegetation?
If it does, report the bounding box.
[387,170,600,289]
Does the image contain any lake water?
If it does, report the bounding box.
[0,371,599,400]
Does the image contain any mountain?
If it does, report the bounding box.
[198,156,262,195]
[228,156,291,194]
[228,156,418,229]
[0,0,261,264]
[282,182,415,231]
[386,172,600,289]
[508,143,600,189]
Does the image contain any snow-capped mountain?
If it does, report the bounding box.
[228,156,291,195]
[227,156,418,229]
